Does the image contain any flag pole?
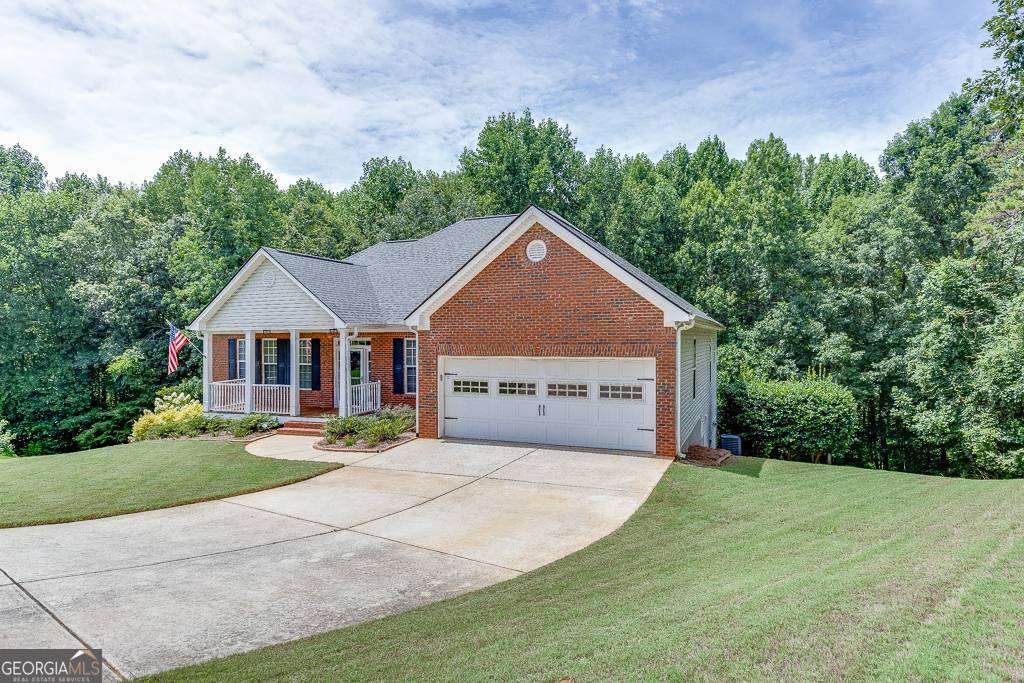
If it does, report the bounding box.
[166,320,206,358]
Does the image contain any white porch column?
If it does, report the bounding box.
[202,332,212,413]
[290,330,300,417]
[341,330,351,417]
[244,331,255,414]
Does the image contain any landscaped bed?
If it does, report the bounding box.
[140,456,1024,682]
[0,441,342,528]
[316,405,416,451]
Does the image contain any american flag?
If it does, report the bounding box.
[168,324,188,374]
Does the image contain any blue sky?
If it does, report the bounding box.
[0,0,996,190]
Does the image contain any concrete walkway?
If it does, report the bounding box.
[0,437,670,680]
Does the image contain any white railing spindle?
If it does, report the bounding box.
[350,381,381,414]
[210,379,245,412]
[254,384,290,415]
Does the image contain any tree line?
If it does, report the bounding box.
[2,1,1023,477]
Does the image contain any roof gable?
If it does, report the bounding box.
[189,250,343,330]
[402,206,722,330]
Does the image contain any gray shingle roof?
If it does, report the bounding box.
[262,248,382,323]
[259,208,719,328]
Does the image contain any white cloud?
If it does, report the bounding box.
[0,0,996,190]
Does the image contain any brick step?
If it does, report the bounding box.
[280,421,327,430]
[277,427,324,437]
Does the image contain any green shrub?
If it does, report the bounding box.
[234,414,281,437]
[323,415,371,443]
[322,406,414,446]
[736,374,857,463]
[363,418,407,441]
[132,403,204,441]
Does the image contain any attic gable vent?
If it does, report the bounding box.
[526,239,547,262]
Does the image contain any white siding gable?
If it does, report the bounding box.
[207,259,335,330]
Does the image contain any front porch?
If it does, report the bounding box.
[207,377,382,417]
[199,329,413,419]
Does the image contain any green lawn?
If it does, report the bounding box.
[0,440,341,527]
[141,457,1024,683]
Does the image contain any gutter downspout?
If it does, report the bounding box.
[412,326,420,436]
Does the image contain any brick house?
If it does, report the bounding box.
[188,206,723,457]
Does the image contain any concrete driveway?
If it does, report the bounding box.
[0,437,670,680]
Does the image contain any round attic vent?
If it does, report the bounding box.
[526,239,547,262]
[263,271,276,288]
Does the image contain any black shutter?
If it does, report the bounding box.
[228,339,236,380]
[278,338,290,386]
[311,338,321,391]
[393,338,404,394]
[254,340,262,385]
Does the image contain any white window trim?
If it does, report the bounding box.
[236,339,246,380]
[298,338,313,390]
[262,338,278,385]
[405,338,418,395]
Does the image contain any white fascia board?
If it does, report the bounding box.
[403,208,693,329]
[188,248,346,331]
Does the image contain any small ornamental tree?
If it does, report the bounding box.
[736,372,858,464]
[0,418,16,458]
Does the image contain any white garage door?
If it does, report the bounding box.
[441,357,656,452]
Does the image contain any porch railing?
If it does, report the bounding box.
[210,379,245,412]
[255,384,290,415]
[350,381,381,414]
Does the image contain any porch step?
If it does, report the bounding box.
[277,421,326,438]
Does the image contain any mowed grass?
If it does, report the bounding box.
[0,440,341,527]
[142,456,1024,683]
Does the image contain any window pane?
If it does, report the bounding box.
[299,339,311,364]
[498,381,536,396]
[236,343,246,362]
[598,384,644,400]
[405,339,417,367]
[546,383,588,398]
[453,380,488,394]
[300,365,312,389]
[238,361,246,379]
[263,339,277,365]
[406,366,417,393]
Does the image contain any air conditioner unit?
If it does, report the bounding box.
[721,434,741,456]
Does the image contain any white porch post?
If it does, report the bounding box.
[341,330,351,417]
[244,331,255,414]
[290,330,300,417]
[202,332,212,413]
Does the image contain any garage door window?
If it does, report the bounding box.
[599,384,644,400]
[547,382,589,399]
[453,380,489,394]
[498,381,536,396]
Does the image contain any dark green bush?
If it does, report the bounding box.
[322,405,415,445]
[735,375,857,463]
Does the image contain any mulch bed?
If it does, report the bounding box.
[143,430,278,444]
[313,432,416,453]
[678,444,734,466]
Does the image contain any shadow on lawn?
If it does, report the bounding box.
[720,456,765,478]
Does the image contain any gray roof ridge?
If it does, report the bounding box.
[263,246,358,266]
